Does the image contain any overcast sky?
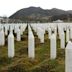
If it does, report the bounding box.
[0,0,72,17]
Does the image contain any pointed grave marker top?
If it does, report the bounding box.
[66,41,72,49]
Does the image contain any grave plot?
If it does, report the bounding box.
[0,23,66,72]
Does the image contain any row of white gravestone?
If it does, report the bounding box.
[30,24,57,59]
[30,23,72,65]
[1,23,72,72]
[7,24,35,58]
[7,24,57,59]
[1,23,72,64]
[58,25,72,49]
[0,24,27,58]
[30,24,45,43]
[30,23,72,72]
[0,25,66,58]
[8,24,27,57]
[65,26,72,43]
[31,24,65,50]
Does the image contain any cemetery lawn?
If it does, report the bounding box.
[0,27,65,72]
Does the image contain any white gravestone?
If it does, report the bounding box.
[8,30,14,58]
[37,28,44,43]
[48,27,51,39]
[66,28,70,42]
[65,41,72,72]
[54,28,57,37]
[50,34,56,59]
[16,28,21,41]
[0,27,5,46]
[60,32,65,49]
[5,26,8,36]
[28,25,35,59]
[70,28,72,39]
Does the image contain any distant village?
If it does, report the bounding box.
[0,16,64,23]
[0,16,8,23]
[0,16,23,23]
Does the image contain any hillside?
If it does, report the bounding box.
[9,6,72,22]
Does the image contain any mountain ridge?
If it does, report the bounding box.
[9,6,72,22]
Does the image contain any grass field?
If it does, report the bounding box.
[0,26,65,72]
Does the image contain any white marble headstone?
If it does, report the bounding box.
[65,41,72,72]
[8,30,14,58]
[50,34,56,59]
[60,32,65,49]
[16,28,21,41]
[66,28,70,42]
[28,25,35,59]
[0,26,5,46]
